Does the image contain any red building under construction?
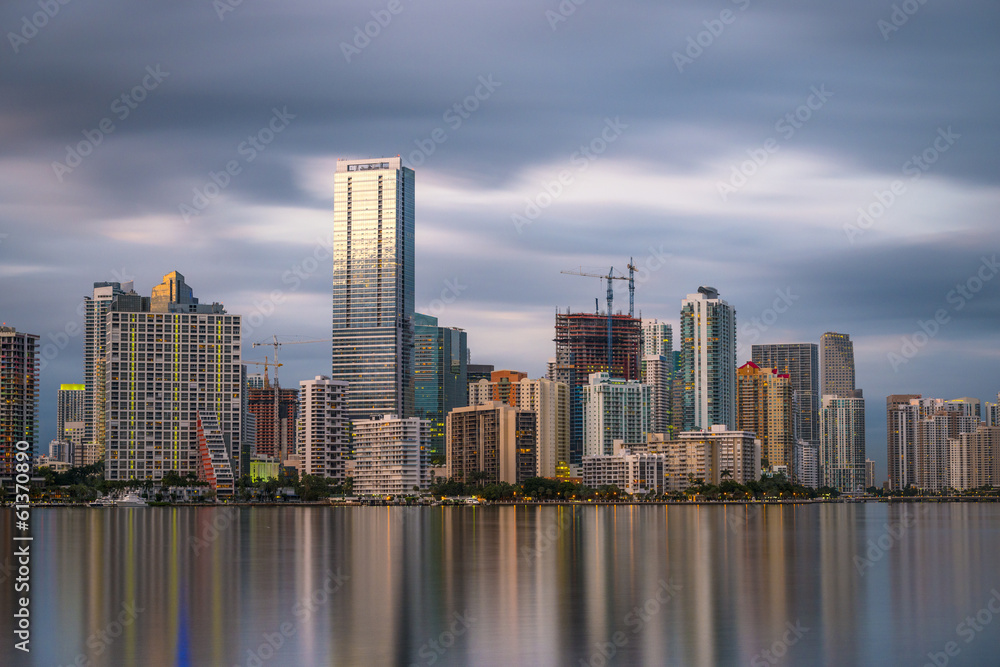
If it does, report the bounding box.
[248,385,299,461]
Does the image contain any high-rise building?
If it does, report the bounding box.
[949,424,1000,491]
[865,458,876,489]
[413,313,468,457]
[819,332,857,398]
[84,281,130,456]
[582,372,651,457]
[446,402,537,484]
[793,440,819,488]
[0,327,39,475]
[332,156,415,421]
[553,311,642,464]
[751,343,820,444]
[641,355,673,438]
[886,394,921,490]
[353,415,430,496]
[680,287,737,431]
[820,395,866,493]
[56,383,86,463]
[469,375,570,478]
[887,397,979,491]
[299,376,349,482]
[985,393,1000,427]
[582,449,669,495]
[641,319,673,357]
[248,386,299,461]
[104,273,243,484]
[736,362,794,471]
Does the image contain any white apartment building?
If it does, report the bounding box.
[353,415,430,496]
[582,373,651,457]
[299,376,349,482]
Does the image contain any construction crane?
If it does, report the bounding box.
[561,261,637,369]
[243,357,283,389]
[250,335,333,388]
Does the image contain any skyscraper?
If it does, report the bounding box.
[446,402,537,484]
[57,383,86,461]
[84,281,129,457]
[413,313,468,456]
[553,311,642,464]
[820,332,857,398]
[641,319,672,357]
[680,287,737,431]
[0,327,39,474]
[332,157,415,421]
[736,362,794,471]
[751,343,820,444]
[886,393,921,490]
[820,395,866,493]
[582,373,651,457]
[104,273,242,485]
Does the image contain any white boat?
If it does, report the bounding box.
[116,492,148,508]
[90,496,116,508]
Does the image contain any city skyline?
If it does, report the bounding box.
[3,2,998,487]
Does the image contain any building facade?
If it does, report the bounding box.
[677,425,761,486]
[949,424,1000,491]
[0,327,39,475]
[84,281,131,458]
[446,402,537,484]
[641,354,673,438]
[299,376,349,482]
[353,415,430,495]
[248,386,299,461]
[751,343,820,444]
[413,313,468,456]
[819,332,857,398]
[794,440,819,489]
[582,373,651,457]
[56,383,86,464]
[886,393,922,490]
[641,319,673,357]
[553,311,642,465]
[680,287,736,432]
[104,273,243,483]
[820,395,866,492]
[736,362,794,471]
[332,156,415,421]
[582,450,669,495]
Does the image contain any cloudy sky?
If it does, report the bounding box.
[3,0,998,481]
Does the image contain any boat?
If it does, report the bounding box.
[89,496,116,508]
[116,492,148,508]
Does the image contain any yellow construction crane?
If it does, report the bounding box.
[561,259,637,368]
[250,335,333,388]
[243,357,283,389]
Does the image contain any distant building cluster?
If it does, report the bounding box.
[6,157,998,498]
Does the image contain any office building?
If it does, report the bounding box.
[446,402,536,484]
[736,362,794,470]
[332,156,415,421]
[680,287,737,432]
[553,311,642,464]
[751,343,820,444]
[413,313,468,456]
[819,332,858,398]
[353,414,430,496]
[299,376,349,482]
[865,458,876,489]
[820,395,866,493]
[104,272,243,484]
[0,327,39,475]
[582,373,651,457]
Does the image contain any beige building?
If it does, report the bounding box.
[353,415,430,496]
[678,425,761,485]
[948,424,1000,491]
[446,402,536,484]
[468,374,569,477]
[736,362,794,471]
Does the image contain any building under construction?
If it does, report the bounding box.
[552,311,641,465]
[248,382,298,462]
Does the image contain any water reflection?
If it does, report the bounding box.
[3,503,999,666]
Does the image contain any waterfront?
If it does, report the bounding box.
[3,504,999,666]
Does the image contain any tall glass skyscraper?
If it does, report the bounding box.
[751,343,820,444]
[332,157,415,421]
[413,312,467,456]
